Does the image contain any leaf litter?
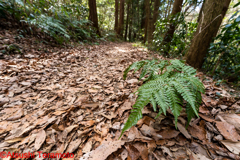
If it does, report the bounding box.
[1,29,240,159]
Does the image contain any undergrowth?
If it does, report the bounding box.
[0,0,96,44]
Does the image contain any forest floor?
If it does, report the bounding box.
[1,28,240,160]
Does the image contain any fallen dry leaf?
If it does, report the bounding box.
[125,144,140,160]
[216,121,240,142]
[34,130,46,150]
[80,138,125,160]
[221,140,240,154]
[177,122,191,139]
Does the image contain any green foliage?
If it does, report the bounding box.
[203,5,240,82]
[153,13,198,57]
[120,59,205,137]
[0,0,96,44]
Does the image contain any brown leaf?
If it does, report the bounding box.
[140,124,162,141]
[82,139,93,153]
[221,140,240,154]
[118,100,132,117]
[216,121,240,142]
[199,113,215,122]
[80,138,125,160]
[219,114,240,131]
[177,122,191,139]
[133,142,149,160]
[80,120,95,127]
[121,149,128,160]
[34,130,46,150]
[66,139,82,153]
[82,103,99,110]
[137,116,155,127]
[188,120,207,142]
[6,108,24,121]
[125,144,140,160]
[127,126,152,141]
[157,129,180,139]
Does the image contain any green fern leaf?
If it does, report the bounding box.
[153,89,169,115]
[123,60,147,80]
[120,93,150,137]
[165,86,182,127]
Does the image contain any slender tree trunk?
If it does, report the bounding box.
[137,0,140,39]
[114,0,119,33]
[143,0,150,43]
[141,0,146,29]
[118,0,125,37]
[88,0,101,36]
[147,17,153,45]
[213,0,231,37]
[125,1,130,41]
[161,0,183,54]
[185,0,225,69]
[148,0,161,45]
[129,1,133,41]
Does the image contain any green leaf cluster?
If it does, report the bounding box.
[120,59,205,137]
[203,4,240,82]
[0,0,96,44]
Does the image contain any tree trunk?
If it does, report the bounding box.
[88,0,101,36]
[141,0,146,29]
[147,17,153,46]
[185,0,225,69]
[129,1,133,41]
[213,0,231,37]
[161,0,183,54]
[118,0,125,37]
[125,1,130,41]
[143,0,150,43]
[148,0,161,45]
[114,0,119,33]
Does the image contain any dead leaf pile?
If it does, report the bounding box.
[0,29,240,159]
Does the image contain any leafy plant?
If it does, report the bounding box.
[0,0,96,44]
[120,59,205,137]
[203,4,240,82]
[153,13,197,57]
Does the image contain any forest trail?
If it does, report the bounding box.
[1,41,240,159]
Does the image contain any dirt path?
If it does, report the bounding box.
[1,41,240,160]
[0,42,153,159]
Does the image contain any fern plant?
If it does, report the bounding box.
[120,59,205,137]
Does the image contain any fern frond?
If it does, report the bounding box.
[170,80,198,117]
[186,103,195,126]
[123,60,147,80]
[165,86,182,127]
[153,89,169,115]
[120,93,150,137]
[121,59,205,138]
[150,95,157,112]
